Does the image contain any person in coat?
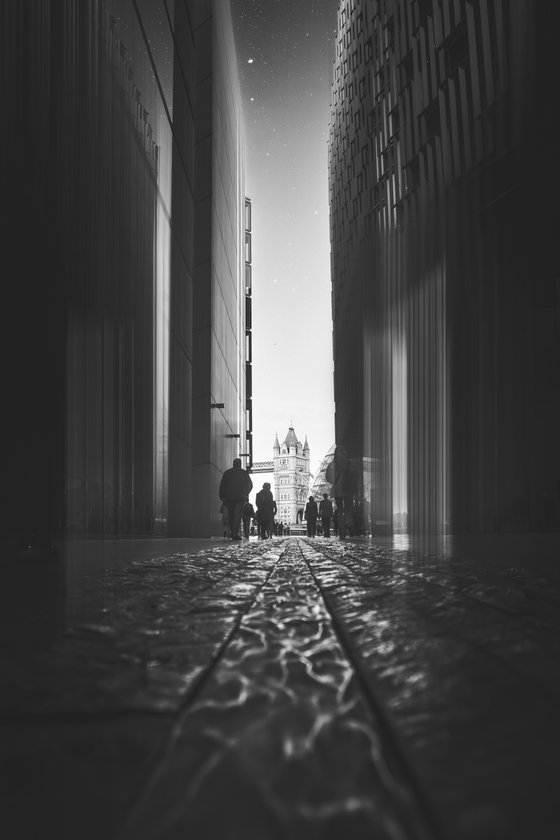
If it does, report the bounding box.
[325,445,358,540]
[319,492,333,537]
[255,482,276,539]
[332,507,339,537]
[220,502,229,538]
[242,500,255,539]
[219,458,253,540]
[305,495,318,537]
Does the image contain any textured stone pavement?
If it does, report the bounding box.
[2,537,560,839]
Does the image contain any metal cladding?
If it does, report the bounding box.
[1,0,248,542]
[329,0,560,535]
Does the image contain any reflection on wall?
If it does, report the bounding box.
[311,445,337,500]
[2,0,246,545]
[329,1,560,535]
[192,0,248,536]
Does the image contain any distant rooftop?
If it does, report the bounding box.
[283,426,299,448]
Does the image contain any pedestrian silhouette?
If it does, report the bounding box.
[319,492,333,537]
[305,495,318,537]
[352,496,365,536]
[220,502,230,537]
[325,445,358,540]
[255,482,276,539]
[242,500,255,539]
[218,458,253,540]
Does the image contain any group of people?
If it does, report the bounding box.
[302,443,362,539]
[218,444,361,542]
[304,494,365,538]
[304,494,330,537]
[218,460,278,540]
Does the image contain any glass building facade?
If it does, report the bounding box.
[329,0,560,534]
[2,0,248,545]
[310,445,337,501]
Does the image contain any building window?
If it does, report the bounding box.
[445,23,469,76]
[400,51,413,88]
[422,100,440,140]
[385,17,395,49]
[417,0,432,25]
[404,156,420,192]
[390,107,400,137]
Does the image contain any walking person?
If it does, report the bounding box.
[305,495,318,537]
[220,502,230,538]
[242,500,255,539]
[255,482,276,538]
[325,445,358,540]
[319,492,333,537]
[218,458,253,541]
[352,496,365,536]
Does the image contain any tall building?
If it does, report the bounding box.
[273,427,311,525]
[329,0,560,535]
[244,198,254,472]
[1,0,249,547]
[191,1,250,536]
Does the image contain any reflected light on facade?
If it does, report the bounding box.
[154,98,173,532]
[330,1,560,536]
[2,0,249,544]
[392,330,407,526]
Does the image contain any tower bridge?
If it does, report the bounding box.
[249,427,311,524]
[250,461,274,474]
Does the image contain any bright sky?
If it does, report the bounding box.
[231,0,340,497]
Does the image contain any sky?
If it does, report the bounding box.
[231,0,340,492]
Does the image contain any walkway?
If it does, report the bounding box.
[2,536,560,839]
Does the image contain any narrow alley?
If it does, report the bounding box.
[3,536,559,839]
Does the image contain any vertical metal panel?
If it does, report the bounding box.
[1,0,227,543]
[329,0,560,536]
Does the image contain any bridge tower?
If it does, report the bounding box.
[273,426,310,525]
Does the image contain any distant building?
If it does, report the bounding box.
[310,445,336,500]
[329,0,560,534]
[273,427,311,525]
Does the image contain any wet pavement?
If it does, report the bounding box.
[2,535,560,839]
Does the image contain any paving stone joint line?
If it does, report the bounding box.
[297,539,449,840]
[116,547,285,839]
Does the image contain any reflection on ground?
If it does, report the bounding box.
[2,534,559,839]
